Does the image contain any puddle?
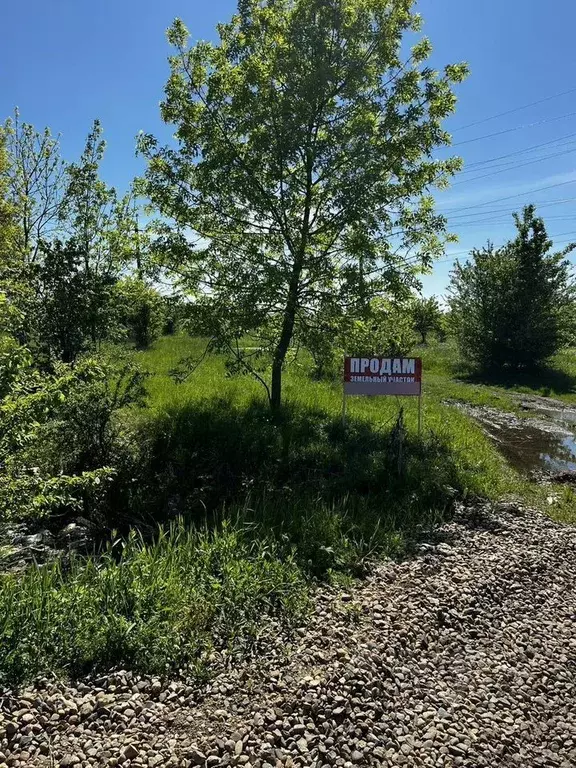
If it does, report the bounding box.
[447,400,576,476]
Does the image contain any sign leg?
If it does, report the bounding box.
[342,389,347,427]
[418,393,422,436]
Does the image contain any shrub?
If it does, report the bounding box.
[449,206,576,371]
[112,277,166,349]
[0,349,146,524]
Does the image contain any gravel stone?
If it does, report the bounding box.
[2,503,576,767]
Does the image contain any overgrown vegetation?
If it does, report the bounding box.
[1,0,575,689]
[0,520,308,685]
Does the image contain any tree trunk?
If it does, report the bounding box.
[270,133,314,413]
[271,283,299,413]
[270,254,303,413]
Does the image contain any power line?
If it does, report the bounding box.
[434,234,576,265]
[459,132,576,172]
[455,214,576,228]
[441,179,576,215]
[452,87,576,131]
[452,111,576,147]
[452,145,576,186]
[447,197,576,220]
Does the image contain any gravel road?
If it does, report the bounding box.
[1,501,575,768]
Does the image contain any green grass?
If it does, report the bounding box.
[418,338,576,408]
[0,518,308,685]
[133,334,524,506]
[2,333,575,685]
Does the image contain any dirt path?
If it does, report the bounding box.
[2,502,576,768]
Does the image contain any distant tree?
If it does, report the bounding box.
[112,277,165,349]
[139,1,468,411]
[35,239,118,364]
[301,298,416,380]
[2,109,66,262]
[449,205,576,371]
[412,295,442,344]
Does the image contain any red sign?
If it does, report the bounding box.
[344,357,422,396]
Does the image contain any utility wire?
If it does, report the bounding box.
[459,132,576,172]
[452,111,576,147]
[447,197,576,220]
[440,179,576,214]
[433,234,576,265]
[452,145,576,186]
[451,86,576,131]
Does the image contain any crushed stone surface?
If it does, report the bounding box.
[1,501,575,768]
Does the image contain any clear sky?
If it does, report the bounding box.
[2,0,576,298]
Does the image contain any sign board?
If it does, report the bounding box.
[344,357,422,396]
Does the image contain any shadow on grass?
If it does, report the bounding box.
[0,398,492,686]
[103,396,482,574]
[461,364,576,397]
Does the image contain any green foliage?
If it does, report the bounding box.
[0,352,146,523]
[33,239,118,363]
[412,295,443,344]
[112,277,166,349]
[140,0,468,409]
[0,519,308,685]
[1,109,66,262]
[449,206,576,372]
[305,298,417,380]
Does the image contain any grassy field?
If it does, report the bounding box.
[1,333,574,685]
[419,339,576,409]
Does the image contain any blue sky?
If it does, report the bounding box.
[2,0,576,298]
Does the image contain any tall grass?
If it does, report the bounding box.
[3,333,565,685]
[0,518,308,685]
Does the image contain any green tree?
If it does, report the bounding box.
[112,277,166,349]
[449,205,576,371]
[412,295,442,344]
[140,0,467,411]
[59,121,143,347]
[2,109,66,262]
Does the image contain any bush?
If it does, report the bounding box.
[33,240,118,364]
[449,206,576,371]
[306,299,417,380]
[112,277,166,349]
[0,349,146,524]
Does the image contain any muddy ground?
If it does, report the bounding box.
[445,394,576,478]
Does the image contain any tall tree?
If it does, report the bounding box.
[58,121,143,348]
[60,120,118,277]
[140,0,467,410]
[2,109,66,262]
[449,205,576,371]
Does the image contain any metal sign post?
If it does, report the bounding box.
[342,356,423,433]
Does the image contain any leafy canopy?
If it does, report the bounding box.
[140,0,467,408]
[449,205,576,371]
[412,295,442,344]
